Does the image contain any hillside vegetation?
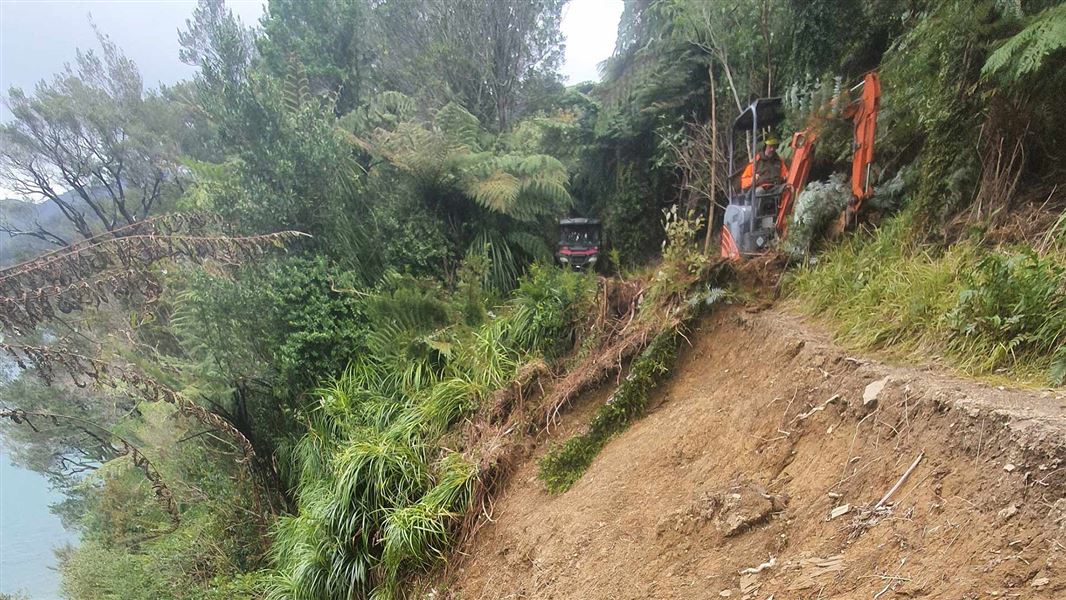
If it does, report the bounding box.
[0,1,1063,599]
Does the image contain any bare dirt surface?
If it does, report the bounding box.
[443,305,1066,599]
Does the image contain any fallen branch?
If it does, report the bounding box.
[876,452,925,509]
[790,394,841,424]
[739,556,777,574]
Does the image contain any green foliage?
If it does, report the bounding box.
[789,210,1066,385]
[783,174,852,258]
[601,164,663,265]
[358,97,572,291]
[15,2,1066,600]
[982,3,1066,89]
[790,212,974,350]
[373,0,567,131]
[644,206,707,308]
[453,247,494,326]
[539,327,683,493]
[57,404,265,600]
[503,264,597,358]
[878,2,997,217]
[258,0,376,114]
[360,273,453,396]
[948,250,1066,383]
[265,264,593,598]
[170,256,369,400]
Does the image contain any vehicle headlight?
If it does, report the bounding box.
[559,256,569,263]
[588,256,598,264]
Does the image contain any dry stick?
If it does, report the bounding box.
[703,63,719,255]
[876,452,925,509]
[835,411,876,489]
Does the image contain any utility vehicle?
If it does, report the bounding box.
[556,218,601,270]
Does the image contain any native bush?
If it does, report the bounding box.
[948,249,1066,383]
[169,255,370,409]
[265,264,594,599]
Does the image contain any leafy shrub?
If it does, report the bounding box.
[644,205,706,308]
[948,250,1066,383]
[171,256,369,400]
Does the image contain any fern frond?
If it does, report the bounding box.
[434,102,485,152]
[469,170,522,213]
[983,4,1066,85]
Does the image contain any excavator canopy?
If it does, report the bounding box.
[732,97,784,132]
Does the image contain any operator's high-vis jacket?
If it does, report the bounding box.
[741,152,789,190]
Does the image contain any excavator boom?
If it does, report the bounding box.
[848,72,881,212]
[775,72,881,236]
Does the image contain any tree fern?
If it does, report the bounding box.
[982,3,1066,86]
[433,102,486,152]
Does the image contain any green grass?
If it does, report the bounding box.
[264,265,597,599]
[788,210,1065,386]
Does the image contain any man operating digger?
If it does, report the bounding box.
[740,135,788,190]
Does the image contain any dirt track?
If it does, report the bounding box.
[444,306,1066,599]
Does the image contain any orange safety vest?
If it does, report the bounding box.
[741,152,788,190]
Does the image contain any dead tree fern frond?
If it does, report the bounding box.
[1,343,256,461]
[0,407,180,534]
[0,213,224,281]
[0,227,309,334]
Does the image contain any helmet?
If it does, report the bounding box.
[764,135,780,146]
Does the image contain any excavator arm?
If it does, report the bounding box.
[846,71,881,217]
[773,72,882,236]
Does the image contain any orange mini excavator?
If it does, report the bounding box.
[720,72,881,259]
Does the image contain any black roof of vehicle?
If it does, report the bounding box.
[559,218,601,226]
[733,97,784,131]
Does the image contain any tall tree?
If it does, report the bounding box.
[377,0,567,130]
[258,0,377,115]
[0,29,184,246]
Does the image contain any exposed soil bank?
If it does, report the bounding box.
[445,306,1066,599]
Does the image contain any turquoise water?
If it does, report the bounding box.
[0,446,76,600]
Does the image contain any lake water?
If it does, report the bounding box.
[0,445,76,600]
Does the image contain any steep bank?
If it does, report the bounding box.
[445,306,1066,599]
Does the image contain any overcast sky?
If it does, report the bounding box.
[0,0,622,118]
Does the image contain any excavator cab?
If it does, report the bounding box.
[720,97,786,259]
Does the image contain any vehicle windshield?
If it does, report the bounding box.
[561,227,599,245]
